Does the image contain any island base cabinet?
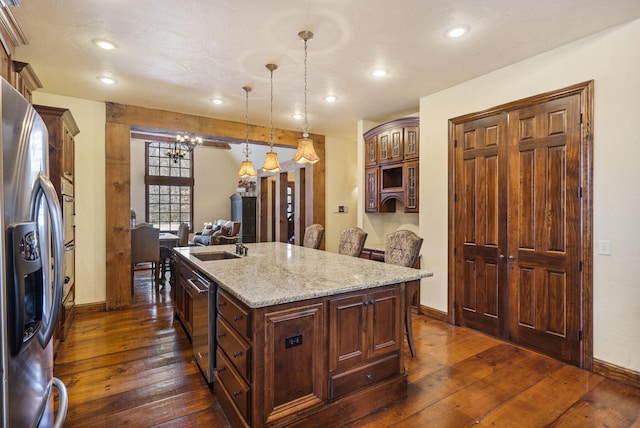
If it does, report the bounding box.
[214,285,406,428]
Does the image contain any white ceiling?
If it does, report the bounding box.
[10,1,640,141]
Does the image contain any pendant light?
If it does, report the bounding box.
[261,63,282,172]
[292,30,320,164]
[237,85,257,178]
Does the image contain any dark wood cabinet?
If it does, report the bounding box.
[11,61,41,103]
[34,105,79,353]
[174,257,196,338]
[231,194,257,243]
[328,286,402,375]
[214,282,405,427]
[363,117,419,213]
[365,167,379,213]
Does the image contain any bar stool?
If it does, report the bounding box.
[384,230,423,357]
[338,227,368,257]
[303,224,324,249]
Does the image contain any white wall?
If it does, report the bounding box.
[32,92,106,305]
[418,19,640,372]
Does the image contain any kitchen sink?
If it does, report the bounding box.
[192,251,241,261]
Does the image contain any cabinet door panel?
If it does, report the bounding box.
[368,288,402,358]
[329,295,366,372]
[263,303,324,421]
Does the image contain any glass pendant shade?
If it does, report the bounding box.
[292,137,319,164]
[262,151,282,173]
[238,160,257,178]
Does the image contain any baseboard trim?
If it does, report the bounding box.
[418,305,448,322]
[75,302,106,314]
[593,358,640,389]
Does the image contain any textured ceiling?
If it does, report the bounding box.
[10,1,640,140]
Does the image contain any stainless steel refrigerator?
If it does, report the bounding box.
[0,78,68,427]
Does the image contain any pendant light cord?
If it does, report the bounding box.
[269,66,274,150]
[303,36,309,137]
[243,86,251,158]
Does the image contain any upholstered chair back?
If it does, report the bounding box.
[338,227,368,257]
[303,224,325,249]
[384,230,423,268]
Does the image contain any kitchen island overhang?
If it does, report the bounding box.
[172,242,433,427]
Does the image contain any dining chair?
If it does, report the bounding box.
[302,224,324,249]
[131,223,160,293]
[177,222,190,247]
[338,227,368,257]
[384,230,423,357]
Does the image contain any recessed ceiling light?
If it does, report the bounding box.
[291,113,303,120]
[324,95,337,103]
[92,38,118,50]
[96,76,117,85]
[210,98,224,105]
[371,69,388,78]
[445,25,470,38]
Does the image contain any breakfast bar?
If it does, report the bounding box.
[173,242,432,427]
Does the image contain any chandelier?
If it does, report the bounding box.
[238,85,257,178]
[166,134,202,163]
[292,30,320,164]
[261,63,282,172]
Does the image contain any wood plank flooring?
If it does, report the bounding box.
[54,272,640,427]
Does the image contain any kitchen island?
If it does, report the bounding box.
[173,242,432,428]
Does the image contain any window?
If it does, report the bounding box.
[145,141,194,232]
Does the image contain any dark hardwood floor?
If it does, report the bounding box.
[54,271,640,427]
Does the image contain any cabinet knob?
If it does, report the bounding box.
[232,391,242,397]
[217,333,226,339]
[219,301,227,307]
[499,254,505,260]
[366,374,373,381]
[233,351,243,358]
[233,315,243,322]
[369,299,376,305]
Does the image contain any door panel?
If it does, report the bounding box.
[508,94,582,365]
[454,114,508,337]
[453,89,585,367]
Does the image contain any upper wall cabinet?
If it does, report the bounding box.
[363,117,419,213]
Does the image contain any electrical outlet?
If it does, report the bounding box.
[285,334,303,348]
[336,205,348,213]
[598,240,611,255]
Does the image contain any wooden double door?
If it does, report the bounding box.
[450,82,593,367]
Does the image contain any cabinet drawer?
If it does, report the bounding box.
[329,353,399,400]
[218,290,250,339]
[216,348,251,424]
[217,316,251,382]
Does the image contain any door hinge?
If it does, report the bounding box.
[453,247,457,256]
[454,193,457,202]
[578,330,583,341]
[578,261,582,272]
[580,113,583,124]
[578,187,583,198]
[454,139,458,148]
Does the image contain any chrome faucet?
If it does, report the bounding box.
[235,242,248,256]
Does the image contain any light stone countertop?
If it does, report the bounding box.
[173,242,433,308]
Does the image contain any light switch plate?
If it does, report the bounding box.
[598,240,611,255]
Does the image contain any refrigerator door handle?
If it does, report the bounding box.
[30,173,65,347]
[51,377,68,428]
